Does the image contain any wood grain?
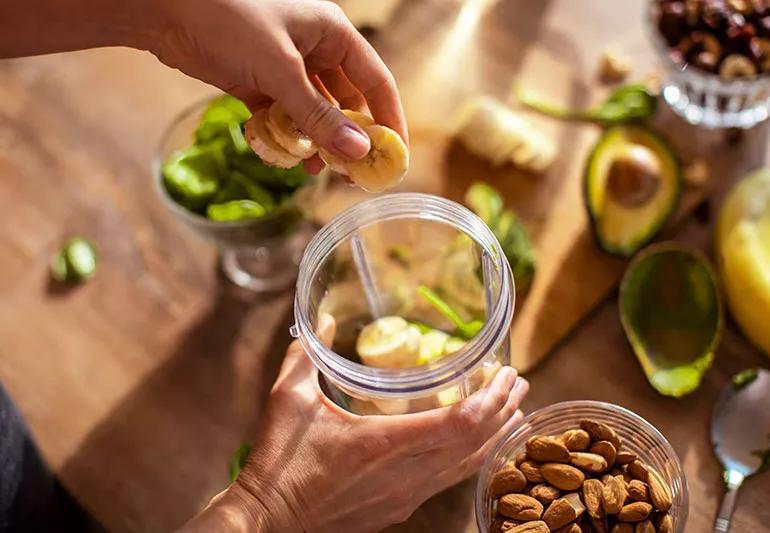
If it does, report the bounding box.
[0,1,768,532]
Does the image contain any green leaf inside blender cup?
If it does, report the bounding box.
[233,153,309,189]
[619,246,722,398]
[229,171,276,211]
[162,143,226,212]
[195,95,252,143]
[207,199,267,222]
[417,285,484,340]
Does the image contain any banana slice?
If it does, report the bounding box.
[454,96,556,173]
[343,125,409,193]
[265,102,318,159]
[417,329,450,365]
[244,109,302,169]
[319,109,377,173]
[356,316,421,369]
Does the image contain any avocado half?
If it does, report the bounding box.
[619,243,722,398]
[584,126,681,257]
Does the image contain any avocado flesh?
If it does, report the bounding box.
[585,126,680,256]
[619,246,722,397]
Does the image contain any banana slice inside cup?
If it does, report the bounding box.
[356,316,421,369]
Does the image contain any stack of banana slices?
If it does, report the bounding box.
[454,96,556,173]
[245,103,409,193]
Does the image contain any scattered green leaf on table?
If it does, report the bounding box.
[50,237,98,283]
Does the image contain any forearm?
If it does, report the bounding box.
[0,0,163,58]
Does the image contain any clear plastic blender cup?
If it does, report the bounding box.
[291,193,515,415]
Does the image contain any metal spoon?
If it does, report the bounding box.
[711,368,770,532]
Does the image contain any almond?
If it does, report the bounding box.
[507,521,550,533]
[635,519,655,533]
[501,521,518,532]
[617,502,652,522]
[490,462,528,498]
[610,524,633,533]
[490,515,510,533]
[520,461,545,483]
[527,435,571,463]
[627,480,649,502]
[561,429,591,451]
[542,496,581,530]
[529,483,561,506]
[626,460,649,482]
[602,475,628,514]
[554,523,582,533]
[515,451,529,466]
[645,466,673,512]
[582,478,605,519]
[498,494,544,521]
[570,452,609,474]
[580,419,622,449]
[591,517,609,533]
[541,463,585,491]
[615,450,637,465]
[590,441,617,467]
[656,513,674,533]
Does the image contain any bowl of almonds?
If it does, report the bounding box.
[475,401,688,533]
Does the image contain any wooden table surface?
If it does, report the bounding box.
[0,0,768,532]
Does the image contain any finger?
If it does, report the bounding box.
[379,366,518,452]
[263,48,370,161]
[303,154,326,175]
[225,85,272,113]
[416,377,528,470]
[318,67,368,113]
[432,408,526,493]
[339,31,408,144]
[309,75,337,106]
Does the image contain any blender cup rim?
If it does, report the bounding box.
[293,192,516,397]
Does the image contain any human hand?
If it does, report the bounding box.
[152,0,407,174]
[181,315,528,532]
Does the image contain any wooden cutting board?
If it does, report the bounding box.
[326,0,732,373]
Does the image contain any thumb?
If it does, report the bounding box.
[272,58,370,161]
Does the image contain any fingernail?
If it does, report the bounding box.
[333,125,370,159]
[513,377,528,395]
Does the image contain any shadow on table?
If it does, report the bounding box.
[59,279,297,531]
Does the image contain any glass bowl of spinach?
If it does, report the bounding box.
[155,94,327,292]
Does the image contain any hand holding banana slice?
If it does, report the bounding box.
[244,102,409,192]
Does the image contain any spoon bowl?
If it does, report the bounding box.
[711,368,770,532]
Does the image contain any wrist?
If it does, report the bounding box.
[230,475,306,533]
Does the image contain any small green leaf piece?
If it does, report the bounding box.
[732,368,759,390]
[207,200,267,222]
[228,443,252,482]
[50,237,97,283]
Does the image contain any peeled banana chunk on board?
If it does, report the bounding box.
[455,96,556,173]
[245,103,408,193]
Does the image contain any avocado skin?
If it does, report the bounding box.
[583,126,682,257]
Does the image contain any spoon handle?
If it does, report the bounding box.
[714,473,744,533]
